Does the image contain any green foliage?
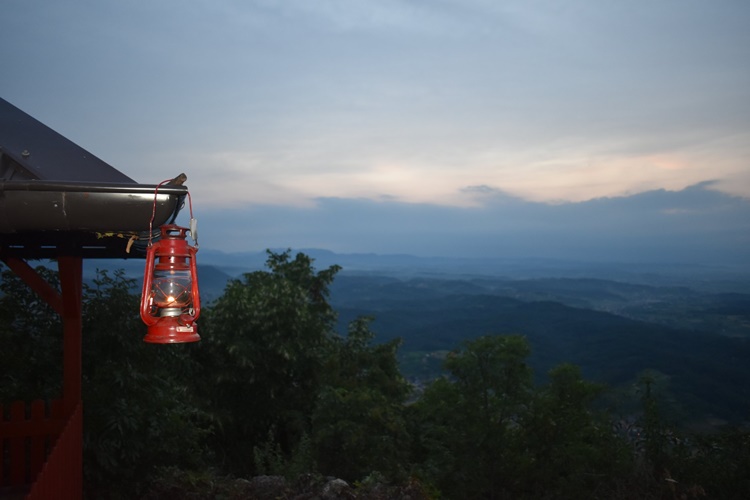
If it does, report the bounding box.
[140,467,252,500]
[4,256,750,499]
[669,429,750,499]
[322,316,410,401]
[0,265,213,499]
[635,369,673,476]
[444,334,532,414]
[520,363,631,498]
[411,336,634,499]
[312,317,411,481]
[0,264,62,401]
[81,269,213,498]
[333,276,750,424]
[252,427,289,476]
[410,335,534,498]
[197,250,342,475]
[253,428,314,480]
[198,252,415,483]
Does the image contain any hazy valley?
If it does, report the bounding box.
[83,248,750,429]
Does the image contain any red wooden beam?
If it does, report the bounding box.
[0,256,83,410]
[0,257,64,315]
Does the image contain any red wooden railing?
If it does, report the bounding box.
[0,399,81,499]
[1,250,84,498]
[26,401,82,500]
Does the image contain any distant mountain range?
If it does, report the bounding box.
[54,247,750,426]
[329,273,750,422]
[81,246,750,305]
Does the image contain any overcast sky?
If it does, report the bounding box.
[2,1,749,264]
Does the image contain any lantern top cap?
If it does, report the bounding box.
[159,225,190,239]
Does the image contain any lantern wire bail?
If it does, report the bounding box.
[148,177,197,247]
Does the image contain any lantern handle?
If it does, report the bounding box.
[149,176,197,247]
[188,244,201,320]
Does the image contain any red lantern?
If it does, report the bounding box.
[140,224,201,343]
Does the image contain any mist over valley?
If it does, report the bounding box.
[83,249,750,428]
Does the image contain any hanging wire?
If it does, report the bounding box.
[148,178,195,247]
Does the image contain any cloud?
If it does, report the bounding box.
[193,182,750,266]
[2,0,749,211]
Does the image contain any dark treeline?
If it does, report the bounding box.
[1,251,749,499]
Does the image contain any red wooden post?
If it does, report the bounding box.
[56,256,84,498]
[9,401,25,485]
[30,400,47,479]
[58,256,83,415]
[26,402,83,500]
[0,403,3,486]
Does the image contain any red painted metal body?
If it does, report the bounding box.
[140,224,201,343]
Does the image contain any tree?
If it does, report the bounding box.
[81,269,211,499]
[0,264,211,499]
[197,250,341,475]
[409,335,638,499]
[411,334,533,499]
[0,264,62,401]
[520,363,628,497]
[311,316,411,481]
